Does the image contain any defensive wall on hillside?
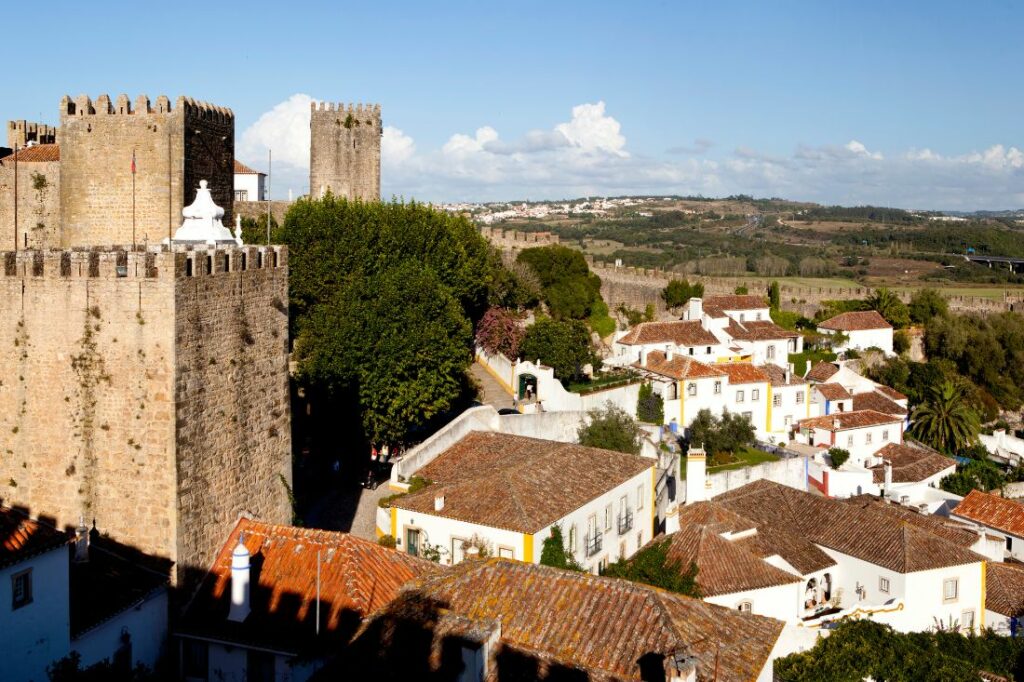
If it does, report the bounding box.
[0,245,291,580]
[481,227,1024,316]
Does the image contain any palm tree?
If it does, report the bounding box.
[911,381,980,454]
[866,287,910,328]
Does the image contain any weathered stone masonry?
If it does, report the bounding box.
[309,102,381,201]
[0,245,291,580]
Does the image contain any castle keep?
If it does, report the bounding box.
[309,102,381,201]
[0,93,292,581]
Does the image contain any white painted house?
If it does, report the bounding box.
[817,310,894,355]
[984,562,1024,637]
[233,160,266,202]
[0,507,169,682]
[383,432,656,574]
[950,489,1024,562]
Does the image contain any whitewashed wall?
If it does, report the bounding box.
[705,581,802,622]
[1,548,70,682]
[681,456,808,503]
[74,589,167,672]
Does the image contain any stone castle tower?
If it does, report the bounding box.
[0,93,292,582]
[59,94,235,247]
[8,120,57,149]
[309,102,381,201]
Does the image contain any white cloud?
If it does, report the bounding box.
[242,94,1023,209]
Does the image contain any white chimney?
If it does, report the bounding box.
[73,516,89,564]
[687,297,702,321]
[684,446,707,504]
[228,539,251,622]
[639,348,650,366]
[434,495,445,511]
[883,460,893,496]
[832,417,841,430]
[665,345,674,361]
[665,652,698,682]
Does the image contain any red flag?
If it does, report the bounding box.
[131,149,136,174]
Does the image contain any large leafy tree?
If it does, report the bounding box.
[911,381,980,454]
[577,403,643,455]
[866,287,911,328]
[516,245,602,320]
[685,409,755,457]
[282,197,502,444]
[940,459,1006,496]
[662,278,705,311]
[519,318,595,384]
[908,287,948,324]
[474,306,524,359]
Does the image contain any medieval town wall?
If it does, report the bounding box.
[309,102,381,201]
[0,155,61,249]
[7,120,57,148]
[59,95,234,249]
[173,244,292,576]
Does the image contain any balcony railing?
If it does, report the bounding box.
[617,509,634,536]
[584,532,602,558]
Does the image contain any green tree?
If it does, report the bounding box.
[603,538,701,597]
[684,409,755,457]
[893,329,910,355]
[661,278,705,311]
[909,288,948,324]
[941,459,1006,496]
[866,287,911,328]
[768,280,781,309]
[519,318,595,384]
[911,381,980,454]
[827,447,850,469]
[637,383,664,424]
[577,403,643,455]
[516,245,603,320]
[239,214,282,245]
[539,525,583,571]
[734,285,749,295]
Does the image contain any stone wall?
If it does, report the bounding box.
[235,199,292,227]
[59,94,234,248]
[0,245,292,581]
[309,102,381,201]
[7,120,57,148]
[0,156,60,249]
[173,245,292,577]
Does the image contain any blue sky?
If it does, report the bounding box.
[2,1,1021,208]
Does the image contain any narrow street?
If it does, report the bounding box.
[470,361,516,410]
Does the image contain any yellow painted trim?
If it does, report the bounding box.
[388,482,406,492]
[766,383,773,433]
[678,380,685,426]
[806,385,811,417]
[375,527,384,538]
[801,601,905,629]
[475,357,515,396]
[980,561,986,629]
[390,507,397,539]
[523,534,534,563]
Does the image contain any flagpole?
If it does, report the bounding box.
[132,148,137,248]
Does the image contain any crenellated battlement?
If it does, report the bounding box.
[7,120,57,148]
[310,101,382,120]
[58,94,233,124]
[0,244,285,281]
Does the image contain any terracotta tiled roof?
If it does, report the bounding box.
[717,480,984,573]
[724,320,798,341]
[344,559,784,681]
[853,391,909,416]
[952,490,1024,537]
[703,294,769,312]
[717,362,771,385]
[635,350,727,380]
[761,363,808,387]
[814,383,852,401]
[798,409,903,432]
[805,361,839,382]
[819,310,892,331]
[842,495,980,548]
[875,384,908,401]
[179,518,438,653]
[986,562,1024,618]
[617,320,719,347]
[0,143,60,164]
[0,506,69,570]
[656,526,800,597]
[868,443,955,484]
[676,500,757,533]
[394,432,653,533]
[233,159,264,175]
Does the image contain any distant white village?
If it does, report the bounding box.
[441,196,682,223]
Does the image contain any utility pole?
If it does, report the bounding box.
[266,148,272,245]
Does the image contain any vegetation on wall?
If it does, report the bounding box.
[538,524,584,571]
[602,538,701,598]
[636,383,664,424]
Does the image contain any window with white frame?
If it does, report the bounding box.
[736,390,745,403]
[687,383,697,397]
[866,432,873,445]
[766,345,775,359]
[847,435,854,447]
[637,484,644,510]
[742,411,752,421]
[879,576,890,594]
[796,391,804,404]
[568,524,577,553]
[737,601,753,613]
[604,504,612,532]
[961,609,975,630]
[752,389,760,401]
[714,381,722,394]
[11,569,32,610]
[498,546,515,559]
[943,578,959,603]
[773,394,782,407]
[883,429,890,441]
